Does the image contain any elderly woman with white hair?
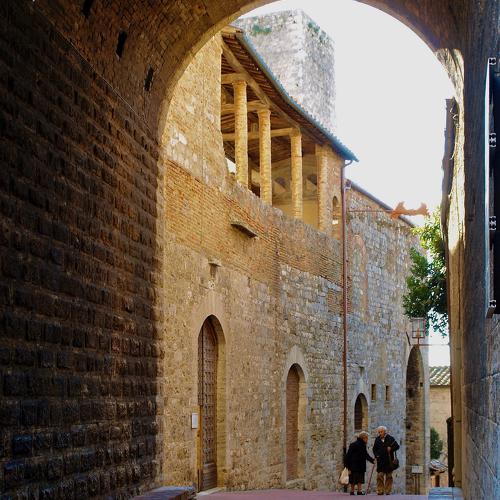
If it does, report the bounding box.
[373,426,400,495]
[345,431,375,495]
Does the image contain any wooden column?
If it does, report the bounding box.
[258,109,272,204]
[233,80,248,187]
[316,144,328,231]
[290,131,303,220]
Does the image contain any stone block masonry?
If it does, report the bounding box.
[345,186,425,494]
[0,2,163,497]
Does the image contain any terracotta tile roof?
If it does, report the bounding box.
[430,366,450,386]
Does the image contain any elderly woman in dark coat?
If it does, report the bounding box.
[345,431,375,495]
[372,426,400,495]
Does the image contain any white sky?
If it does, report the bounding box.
[242,0,452,365]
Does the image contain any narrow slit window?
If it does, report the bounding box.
[116,31,128,58]
[385,385,391,402]
[144,67,154,91]
[371,384,377,401]
[82,0,95,18]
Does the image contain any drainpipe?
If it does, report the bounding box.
[341,160,353,463]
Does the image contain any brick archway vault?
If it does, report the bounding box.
[28,0,473,134]
[1,1,499,499]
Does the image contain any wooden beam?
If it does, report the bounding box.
[221,41,307,134]
[221,73,248,85]
[223,128,294,142]
[221,101,268,115]
[250,169,287,195]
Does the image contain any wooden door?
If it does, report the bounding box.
[198,320,217,491]
[286,366,299,480]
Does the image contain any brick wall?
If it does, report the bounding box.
[1,1,346,495]
[157,159,345,489]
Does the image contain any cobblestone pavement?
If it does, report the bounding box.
[201,490,427,500]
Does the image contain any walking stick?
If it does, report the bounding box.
[366,461,376,494]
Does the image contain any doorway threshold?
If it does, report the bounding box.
[198,487,226,496]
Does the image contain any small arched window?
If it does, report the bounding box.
[332,195,341,239]
[354,393,368,432]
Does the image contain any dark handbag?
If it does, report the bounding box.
[391,450,399,471]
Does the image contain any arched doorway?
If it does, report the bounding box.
[405,347,425,494]
[198,317,219,491]
[286,363,306,481]
[354,393,368,433]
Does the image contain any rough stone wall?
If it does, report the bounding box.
[0,2,164,498]
[405,347,428,494]
[442,1,500,498]
[461,5,500,494]
[346,186,428,494]
[430,385,451,486]
[235,11,337,131]
[161,35,227,189]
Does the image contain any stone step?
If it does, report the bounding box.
[428,487,464,499]
[133,486,197,500]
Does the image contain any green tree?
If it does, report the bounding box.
[402,209,448,336]
[430,426,444,460]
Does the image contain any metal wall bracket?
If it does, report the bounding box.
[490,133,497,148]
[486,300,497,318]
[490,216,497,246]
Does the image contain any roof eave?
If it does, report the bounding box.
[233,30,358,162]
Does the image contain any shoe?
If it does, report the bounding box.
[350,493,355,496]
[357,493,365,496]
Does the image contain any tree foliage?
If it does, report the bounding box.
[430,427,444,460]
[402,210,448,336]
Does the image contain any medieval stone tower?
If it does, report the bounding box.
[235,10,337,132]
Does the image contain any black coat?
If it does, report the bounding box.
[373,434,400,473]
[345,438,375,473]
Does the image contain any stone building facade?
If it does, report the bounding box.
[235,11,337,132]
[161,24,428,495]
[0,7,427,495]
[0,1,499,499]
[159,28,350,492]
[346,183,429,494]
[429,366,451,486]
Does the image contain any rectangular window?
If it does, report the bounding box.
[385,385,391,402]
[371,384,377,401]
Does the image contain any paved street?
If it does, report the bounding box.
[201,490,426,500]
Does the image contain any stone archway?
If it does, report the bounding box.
[405,346,425,494]
[2,1,499,499]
